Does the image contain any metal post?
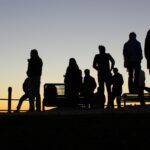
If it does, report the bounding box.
[8,87,12,113]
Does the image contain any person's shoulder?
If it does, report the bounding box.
[124,40,130,46]
[95,54,99,57]
[106,53,113,57]
[89,75,94,79]
[136,40,141,45]
[38,57,43,63]
[106,53,110,55]
[118,73,123,78]
[94,54,100,59]
[124,40,129,44]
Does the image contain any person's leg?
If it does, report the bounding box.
[35,77,41,111]
[106,81,112,108]
[98,72,106,107]
[36,93,41,111]
[116,95,121,108]
[134,65,141,93]
[111,92,116,109]
[98,73,105,94]
[16,94,28,111]
[28,77,35,111]
[144,87,150,93]
[138,87,145,106]
[128,68,134,93]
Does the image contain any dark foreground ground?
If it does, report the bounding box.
[0,106,150,150]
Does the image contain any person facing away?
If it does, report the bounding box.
[15,77,29,112]
[27,49,43,112]
[111,68,124,108]
[82,69,97,109]
[123,32,143,94]
[64,58,82,106]
[144,30,150,74]
[93,45,115,108]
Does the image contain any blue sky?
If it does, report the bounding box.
[0,0,150,102]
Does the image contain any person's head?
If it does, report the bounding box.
[129,32,136,40]
[69,58,77,66]
[98,45,106,54]
[146,30,150,39]
[30,49,38,58]
[84,69,90,76]
[113,67,118,74]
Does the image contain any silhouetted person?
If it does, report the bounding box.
[15,77,29,112]
[64,58,82,106]
[144,30,150,74]
[111,68,124,108]
[27,49,43,112]
[43,84,57,106]
[82,69,96,109]
[93,45,115,108]
[123,32,143,94]
[138,68,145,106]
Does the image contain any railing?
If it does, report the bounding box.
[1,85,150,113]
[0,87,29,113]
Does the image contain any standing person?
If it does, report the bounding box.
[64,58,82,106]
[123,32,143,94]
[111,68,124,108]
[27,49,43,112]
[15,77,29,112]
[144,30,150,74]
[82,69,97,109]
[93,45,115,108]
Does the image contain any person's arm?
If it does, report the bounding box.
[109,54,115,71]
[93,55,98,71]
[121,74,124,85]
[144,38,149,59]
[123,44,128,68]
[138,42,143,61]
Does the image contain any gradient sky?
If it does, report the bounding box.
[0,0,150,107]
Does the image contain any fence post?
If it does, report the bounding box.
[8,87,12,113]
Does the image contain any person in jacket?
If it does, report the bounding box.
[64,58,82,106]
[27,49,43,112]
[123,32,143,94]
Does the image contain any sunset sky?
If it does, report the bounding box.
[0,0,150,110]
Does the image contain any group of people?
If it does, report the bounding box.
[15,30,150,112]
[92,30,150,108]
